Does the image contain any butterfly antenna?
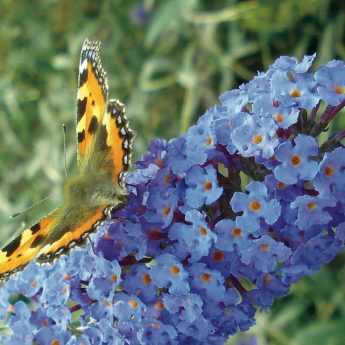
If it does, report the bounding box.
[62,123,68,177]
[10,195,51,218]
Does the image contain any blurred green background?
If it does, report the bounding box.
[0,0,344,344]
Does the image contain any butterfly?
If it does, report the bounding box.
[0,39,133,280]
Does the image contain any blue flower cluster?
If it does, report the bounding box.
[1,56,345,345]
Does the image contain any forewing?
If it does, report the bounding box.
[0,209,59,280]
[76,38,108,165]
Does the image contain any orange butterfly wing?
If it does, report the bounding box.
[0,207,107,279]
[76,39,108,165]
[0,209,59,279]
[102,99,134,184]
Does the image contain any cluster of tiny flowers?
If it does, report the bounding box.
[1,55,345,345]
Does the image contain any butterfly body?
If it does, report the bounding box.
[0,39,133,279]
[63,170,126,207]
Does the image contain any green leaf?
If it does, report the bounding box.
[146,0,197,47]
[293,321,345,345]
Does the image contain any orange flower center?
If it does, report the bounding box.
[154,300,165,310]
[334,85,345,94]
[274,113,285,123]
[212,250,225,262]
[204,180,213,191]
[231,227,242,238]
[128,299,139,309]
[205,136,213,146]
[290,88,301,97]
[259,243,270,252]
[164,174,172,184]
[170,265,180,276]
[200,272,212,283]
[148,228,163,240]
[291,154,301,166]
[324,165,335,177]
[42,319,49,326]
[249,200,261,212]
[252,134,263,145]
[162,206,171,216]
[199,226,208,236]
[276,181,286,189]
[142,273,152,285]
[307,202,317,210]
[154,158,164,167]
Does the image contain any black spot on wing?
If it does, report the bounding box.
[3,235,22,257]
[30,223,41,234]
[88,116,99,134]
[79,66,88,87]
[97,124,110,152]
[78,130,85,143]
[77,98,87,122]
[30,235,46,248]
